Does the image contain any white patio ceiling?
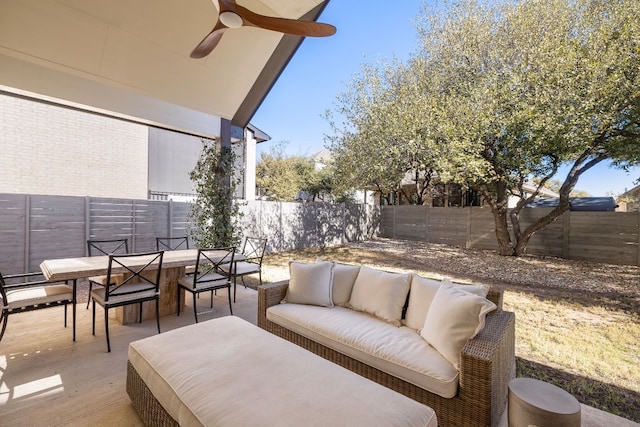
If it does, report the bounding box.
[0,0,331,137]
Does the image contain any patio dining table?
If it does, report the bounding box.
[40,249,244,325]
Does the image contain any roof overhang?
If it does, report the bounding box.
[0,0,331,138]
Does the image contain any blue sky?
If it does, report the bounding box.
[251,1,639,197]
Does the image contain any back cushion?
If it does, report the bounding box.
[404,275,442,330]
[420,284,496,369]
[347,266,411,326]
[331,263,361,306]
[284,261,334,307]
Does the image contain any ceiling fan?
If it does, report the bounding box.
[191,0,337,59]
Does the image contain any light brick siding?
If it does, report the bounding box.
[0,94,148,198]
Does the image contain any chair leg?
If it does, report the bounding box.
[138,302,143,323]
[72,295,77,342]
[86,281,93,309]
[241,275,247,289]
[64,303,68,327]
[92,300,96,335]
[104,307,111,352]
[177,286,181,317]
[210,290,213,308]
[0,311,8,342]
[227,286,233,315]
[155,299,161,334]
[233,276,237,303]
[193,292,198,324]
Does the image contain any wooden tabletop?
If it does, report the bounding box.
[40,249,243,282]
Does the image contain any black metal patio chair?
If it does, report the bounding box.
[91,251,164,352]
[220,237,267,302]
[0,271,76,343]
[177,247,234,323]
[86,238,129,309]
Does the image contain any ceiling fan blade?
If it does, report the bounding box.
[237,5,336,37]
[190,24,227,59]
[190,0,336,58]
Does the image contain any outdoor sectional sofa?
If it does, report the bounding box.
[258,261,516,427]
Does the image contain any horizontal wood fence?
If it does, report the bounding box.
[0,194,378,275]
[380,206,640,266]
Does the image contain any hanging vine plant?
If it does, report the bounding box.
[189,139,243,248]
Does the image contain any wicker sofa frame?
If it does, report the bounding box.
[127,360,179,426]
[258,280,516,427]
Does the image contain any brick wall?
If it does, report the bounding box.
[0,94,148,198]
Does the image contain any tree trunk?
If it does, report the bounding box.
[480,181,515,256]
[511,151,605,255]
[492,205,516,256]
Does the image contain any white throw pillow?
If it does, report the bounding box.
[442,277,490,297]
[315,258,360,306]
[420,284,496,369]
[347,266,411,326]
[284,261,334,307]
[404,275,442,330]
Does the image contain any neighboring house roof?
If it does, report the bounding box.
[0,1,331,136]
[527,197,618,211]
[310,149,332,163]
[521,181,559,198]
[618,184,640,198]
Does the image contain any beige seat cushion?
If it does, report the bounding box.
[267,303,459,398]
[91,283,158,306]
[88,273,125,286]
[178,273,228,291]
[129,316,437,427]
[222,261,260,275]
[6,284,72,309]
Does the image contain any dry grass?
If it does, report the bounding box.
[260,238,640,422]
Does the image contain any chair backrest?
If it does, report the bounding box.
[104,251,164,302]
[87,239,129,257]
[242,237,267,264]
[192,247,235,286]
[156,236,189,251]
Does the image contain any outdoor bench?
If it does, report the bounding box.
[257,261,516,427]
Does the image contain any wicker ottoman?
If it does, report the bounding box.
[127,316,437,427]
[508,378,581,427]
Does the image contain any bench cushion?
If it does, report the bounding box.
[129,316,437,427]
[267,304,459,398]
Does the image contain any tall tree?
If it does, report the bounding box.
[325,61,444,205]
[255,143,302,201]
[415,0,640,255]
[328,0,640,255]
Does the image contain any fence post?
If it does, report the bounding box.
[85,196,91,255]
[562,211,570,259]
[23,195,30,273]
[168,199,173,238]
[637,210,640,267]
[132,199,137,251]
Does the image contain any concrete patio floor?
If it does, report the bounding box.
[0,282,636,426]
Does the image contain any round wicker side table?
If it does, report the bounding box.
[508,377,581,427]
